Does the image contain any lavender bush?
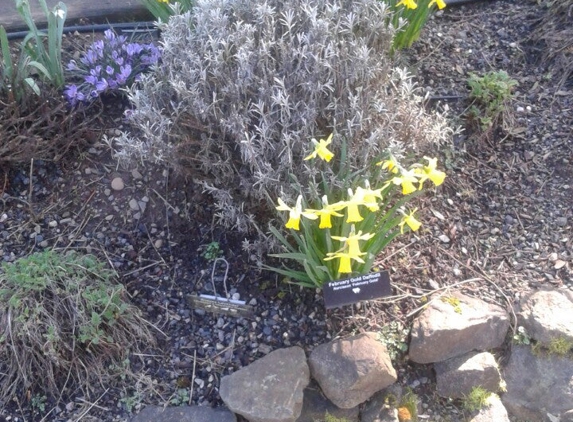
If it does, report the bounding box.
[64,29,161,105]
[115,0,453,240]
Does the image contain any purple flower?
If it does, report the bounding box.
[85,75,98,86]
[115,64,132,85]
[106,65,115,75]
[124,43,143,57]
[90,65,102,77]
[104,29,115,41]
[64,84,78,101]
[96,78,109,92]
[67,60,79,71]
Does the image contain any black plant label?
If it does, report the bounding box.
[322,271,392,309]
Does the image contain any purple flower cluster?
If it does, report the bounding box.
[64,29,161,106]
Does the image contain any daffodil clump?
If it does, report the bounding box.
[385,0,446,51]
[268,133,446,288]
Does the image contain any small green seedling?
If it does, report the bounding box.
[513,326,531,345]
[200,241,223,261]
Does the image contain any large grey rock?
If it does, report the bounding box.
[130,405,236,422]
[219,346,309,422]
[518,288,573,345]
[435,351,502,398]
[467,394,510,422]
[309,332,397,409]
[409,292,510,363]
[296,381,359,422]
[502,345,573,421]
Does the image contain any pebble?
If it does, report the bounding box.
[48,220,58,228]
[111,177,125,191]
[131,169,143,180]
[154,239,163,249]
[129,199,140,211]
[555,217,568,227]
[438,234,450,243]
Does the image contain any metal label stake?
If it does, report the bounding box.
[188,258,253,317]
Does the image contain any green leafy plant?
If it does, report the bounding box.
[170,388,189,406]
[267,138,447,288]
[383,0,446,51]
[199,241,223,261]
[377,321,410,360]
[512,325,531,345]
[467,71,517,132]
[31,394,47,413]
[139,0,194,23]
[463,387,492,412]
[0,0,67,102]
[0,250,156,403]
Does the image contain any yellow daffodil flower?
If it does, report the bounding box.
[399,208,422,234]
[340,188,377,223]
[276,195,317,230]
[376,155,400,174]
[304,134,334,162]
[305,195,344,229]
[415,157,446,189]
[397,0,418,9]
[331,225,375,256]
[429,0,446,9]
[389,169,419,195]
[357,181,384,212]
[324,250,366,274]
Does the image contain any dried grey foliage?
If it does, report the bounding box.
[115,0,453,233]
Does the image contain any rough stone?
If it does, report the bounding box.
[111,177,124,191]
[409,292,510,363]
[467,394,510,422]
[130,405,236,422]
[295,381,359,422]
[435,351,502,398]
[309,332,397,409]
[502,345,573,420]
[219,346,309,422]
[518,288,573,345]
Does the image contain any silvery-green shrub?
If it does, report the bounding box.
[115,0,452,234]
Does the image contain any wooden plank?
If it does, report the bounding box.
[0,0,152,32]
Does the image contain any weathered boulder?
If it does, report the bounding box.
[467,394,510,422]
[219,346,309,422]
[130,405,236,422]
[435,351,502,398]
[518,288,573,345]
[296,382,359,422]
[502,345,573,421]
[309,332,397,409]
[409,292,510,363]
